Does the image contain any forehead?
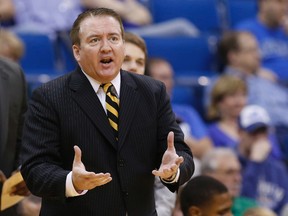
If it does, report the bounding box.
[217,155,241,170]
[79,15,122,36]
[125,43,145,57]
[206,193,232,214]
[238,33,257,46]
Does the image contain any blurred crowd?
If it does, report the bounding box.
[1,0,288,215]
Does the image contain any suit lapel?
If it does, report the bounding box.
[0,66,9,155]
[69,68,117,149]
[118,71,140,150]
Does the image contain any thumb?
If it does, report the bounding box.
[73,145,82,165]
[167,131,175,151]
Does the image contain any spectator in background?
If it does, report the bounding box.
[206,31,288,162]
[0,0,14,22]
[207,75,282,160]
[235,0,288,81]
[81,0,152,28]
[81,0,199,37]
[0,0,199,38]
[146,58,212,160]
[201,148,257,216]
[0,28,24,62]
[122,32,147,75]
[180,175,233,216]
[238,105,288,215]
[0,57,30,215]
[244,207,277,216]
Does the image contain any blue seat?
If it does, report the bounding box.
[144,36,216,72]
[17,33,64,96]
[17,33,58,73]
[150,0,222,34]
[172,85,195,106]
[225,0,257,28]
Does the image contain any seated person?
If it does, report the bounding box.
[234,0,288,80]
[180,175,233,216]
[238,105,288,214]
[122,32,147,75]
[207,75,282,160]
[201,148,257,216]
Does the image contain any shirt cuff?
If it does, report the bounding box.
[160,168,180,184]
[65,171,88,197]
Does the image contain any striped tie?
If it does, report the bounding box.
[101,83,119,140]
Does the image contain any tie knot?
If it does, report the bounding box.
[101,82,112,93]
[101,83,118,97]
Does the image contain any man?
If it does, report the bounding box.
[20,8,194,215]
[180,175,233,216]
[235,0,288,80]
[238,105,288,215]
[122,32,147,75]
[201,148,257,216]
[0,57,28,215]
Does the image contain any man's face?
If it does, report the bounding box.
[231,33,261,74]
[209,156,242,198]
[72,16,125,83]
[149,61,174,96]
[122,42,145,75]
[260,0,288,27]
[189,192,233,216]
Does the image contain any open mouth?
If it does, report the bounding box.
[100,57,113,64]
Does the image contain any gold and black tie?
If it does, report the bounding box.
[101,83,119,140]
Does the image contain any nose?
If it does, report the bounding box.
[100,39,112,53]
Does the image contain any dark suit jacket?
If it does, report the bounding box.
[21,68,194,216]
[0,57,27,216]
[0,57,27,176]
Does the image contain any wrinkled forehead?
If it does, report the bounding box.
[79,15,123,37]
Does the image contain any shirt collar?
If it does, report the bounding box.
[81,70,121,97]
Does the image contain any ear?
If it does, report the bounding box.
[72,44,80,62]
[188,206,202,216]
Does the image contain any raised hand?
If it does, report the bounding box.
[152,131,184,180]
[72,146,112,192]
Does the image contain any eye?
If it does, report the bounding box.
[109,36,120,43]
[90,37,100,44]
[124,56,130,62]
[136,60,145,66]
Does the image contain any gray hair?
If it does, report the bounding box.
[201,148,237,174]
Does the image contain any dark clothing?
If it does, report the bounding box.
[20,68,194,216]
[0,57,27,215]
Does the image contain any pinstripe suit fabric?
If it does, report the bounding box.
[20,68,194,216]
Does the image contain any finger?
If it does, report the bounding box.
[167,131,175,151]
[73,145,82,165]
[152,169,161,177]
[175,156,184,166]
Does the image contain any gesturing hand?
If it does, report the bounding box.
[152,132,184,180]
[72,146,112,192]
